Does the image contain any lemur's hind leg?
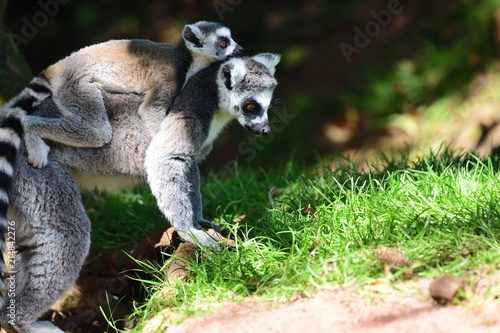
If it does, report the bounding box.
[2,231,89,333]
[0,156,91,333]
[24,80,112,168]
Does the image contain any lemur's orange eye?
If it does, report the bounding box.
[219,37,229,49]
[244,101,260,113]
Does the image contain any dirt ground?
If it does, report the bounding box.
[129,233,500,333]
[130,274,499,333]
[0,229,496,333]
[160,283,500,333]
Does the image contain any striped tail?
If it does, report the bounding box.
[0,112,24,294]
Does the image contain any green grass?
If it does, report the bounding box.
[90,149,500,331]
[82,186,165,253]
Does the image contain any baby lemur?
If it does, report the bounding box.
[0,53,280,332]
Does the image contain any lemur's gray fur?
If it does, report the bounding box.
[7,21,242,168]
[0,54,279,332]
[0,115,90,333]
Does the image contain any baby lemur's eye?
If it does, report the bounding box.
[246,104,255,111]
[219,37,229,48]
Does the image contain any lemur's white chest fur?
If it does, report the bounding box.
[201,111,233,152]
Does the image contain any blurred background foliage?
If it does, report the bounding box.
[3,0,500,171]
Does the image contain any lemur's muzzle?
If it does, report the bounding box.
[245,121,270,136]
[231,44,244,57]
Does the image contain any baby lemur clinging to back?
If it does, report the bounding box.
[0,53,280,333]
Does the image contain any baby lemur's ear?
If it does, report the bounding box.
[221,58,246,90]
[182,24,204,48]
[252,53,281,75]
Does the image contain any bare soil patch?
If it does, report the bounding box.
[165,280,500,333]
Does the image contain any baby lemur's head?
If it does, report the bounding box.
[182,21,244,61]
[217,53,280,136]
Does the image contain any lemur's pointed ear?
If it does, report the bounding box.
[221,59,246,90]
[182,24,203,48]
[252,53,281,75]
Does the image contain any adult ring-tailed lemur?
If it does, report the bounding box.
[6,21,243,169]
[0,51,280,332]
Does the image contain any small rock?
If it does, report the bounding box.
[429,275,469,305]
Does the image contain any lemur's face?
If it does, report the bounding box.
[218,54,280,136]
[183,21,244,61]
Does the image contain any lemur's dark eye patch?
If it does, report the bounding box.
[219,37,229,49]
[243,101,261,113]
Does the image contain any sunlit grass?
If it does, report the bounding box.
[90,149,500,331]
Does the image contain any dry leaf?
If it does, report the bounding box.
[206,229,236,247]
[233,214,246,223]
[366,278,395,294]
[155,227,179,248]
[304,204,314,216]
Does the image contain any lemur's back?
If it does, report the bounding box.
[44,39,184,94]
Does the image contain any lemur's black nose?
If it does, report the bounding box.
[261,126,270,136]
[232,45,244,56]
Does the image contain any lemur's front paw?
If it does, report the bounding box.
[25,135,50,168]
[197,219,221,233]
[182,228,221,251]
